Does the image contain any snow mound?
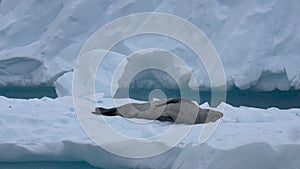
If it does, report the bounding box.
[0,0,299,91]
[54,71,73,97]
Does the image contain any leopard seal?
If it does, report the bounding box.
[92,98,223,125]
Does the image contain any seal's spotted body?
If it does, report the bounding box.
[92,98,223,125]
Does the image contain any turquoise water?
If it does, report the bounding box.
[0,86,57,99]
[0,162,101,169]
[114,68,300,109]
[1,85,300,109]
[118,87,300,109]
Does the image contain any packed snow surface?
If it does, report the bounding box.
[0,0,300,92]
[0,95,300,169]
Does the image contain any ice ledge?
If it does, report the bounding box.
[0,142,299,169]
[0,96,299,168]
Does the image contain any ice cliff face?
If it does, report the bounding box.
[0,0,299,92]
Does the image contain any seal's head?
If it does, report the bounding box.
[205,109,223,122]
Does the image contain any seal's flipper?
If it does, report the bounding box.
[157,116,174,122]
[92,107,117,116]
[166,98,180,104]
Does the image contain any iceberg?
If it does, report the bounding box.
[0,0,299,91]
[0,96,299,168]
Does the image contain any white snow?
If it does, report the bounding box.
[0,96,299,168]
[0,0,299,91]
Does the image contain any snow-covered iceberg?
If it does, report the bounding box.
[0,0,300,91]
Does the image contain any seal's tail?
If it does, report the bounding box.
[92,107,117,116]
